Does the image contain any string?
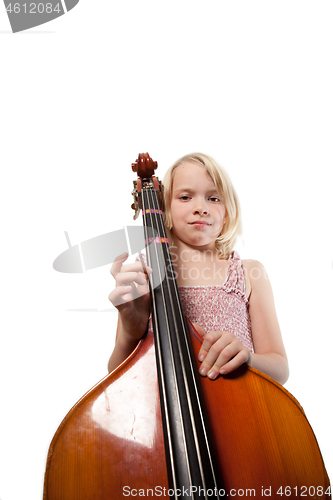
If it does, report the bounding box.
[149,188,221,498]
[146,188,209,491]
[141,186,192,496]
[140,179,221,499]
[145,187,198,492]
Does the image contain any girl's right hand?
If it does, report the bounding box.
[108,252,152,343]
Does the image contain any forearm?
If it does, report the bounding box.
[249,352,289,385]
[107,331,141,373]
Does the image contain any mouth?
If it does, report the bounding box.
[189,221,211,227]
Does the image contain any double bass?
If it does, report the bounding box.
[44,153,331,499]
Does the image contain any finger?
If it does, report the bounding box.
[135,278,151,296]
[109,272,151,304]
[199,336,237,378]
[108,285,133,307]
[121,261,153,274]
[198,331,226,363]
[116,271,148,287]
[192,322,206,339]
[207,346,251,380]
[138,252,148,278]
[205,342,241,379]
[110,252,129,279]
[219,350,251,376]
[131,278,150,300]
[112,261,152,290]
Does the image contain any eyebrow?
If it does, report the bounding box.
[173,187,220,195]
[173,187,194,194]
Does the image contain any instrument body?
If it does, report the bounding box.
[44,153,331,499]
[44,323,330,499]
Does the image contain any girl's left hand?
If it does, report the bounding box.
[197,330,251,380]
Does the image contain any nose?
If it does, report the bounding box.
[193,199,209,216]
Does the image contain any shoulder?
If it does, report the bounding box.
[241,259,270,300]
[242,259,268,279]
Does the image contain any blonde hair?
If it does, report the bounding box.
[162,153,242,259]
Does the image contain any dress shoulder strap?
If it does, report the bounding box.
[222,251,247,302]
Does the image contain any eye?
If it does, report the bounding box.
[209,196,221,202]
[179,195,191,201]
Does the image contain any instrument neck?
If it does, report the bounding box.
[140,180,224,499]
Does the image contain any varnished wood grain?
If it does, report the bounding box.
[44,323,330,499]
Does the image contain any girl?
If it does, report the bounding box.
[108,153,289,385]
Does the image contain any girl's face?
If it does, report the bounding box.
[170,162,226,251]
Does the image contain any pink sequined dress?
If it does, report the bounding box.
[178,251,253,352]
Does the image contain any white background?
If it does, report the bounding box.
[0,2,332,499]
